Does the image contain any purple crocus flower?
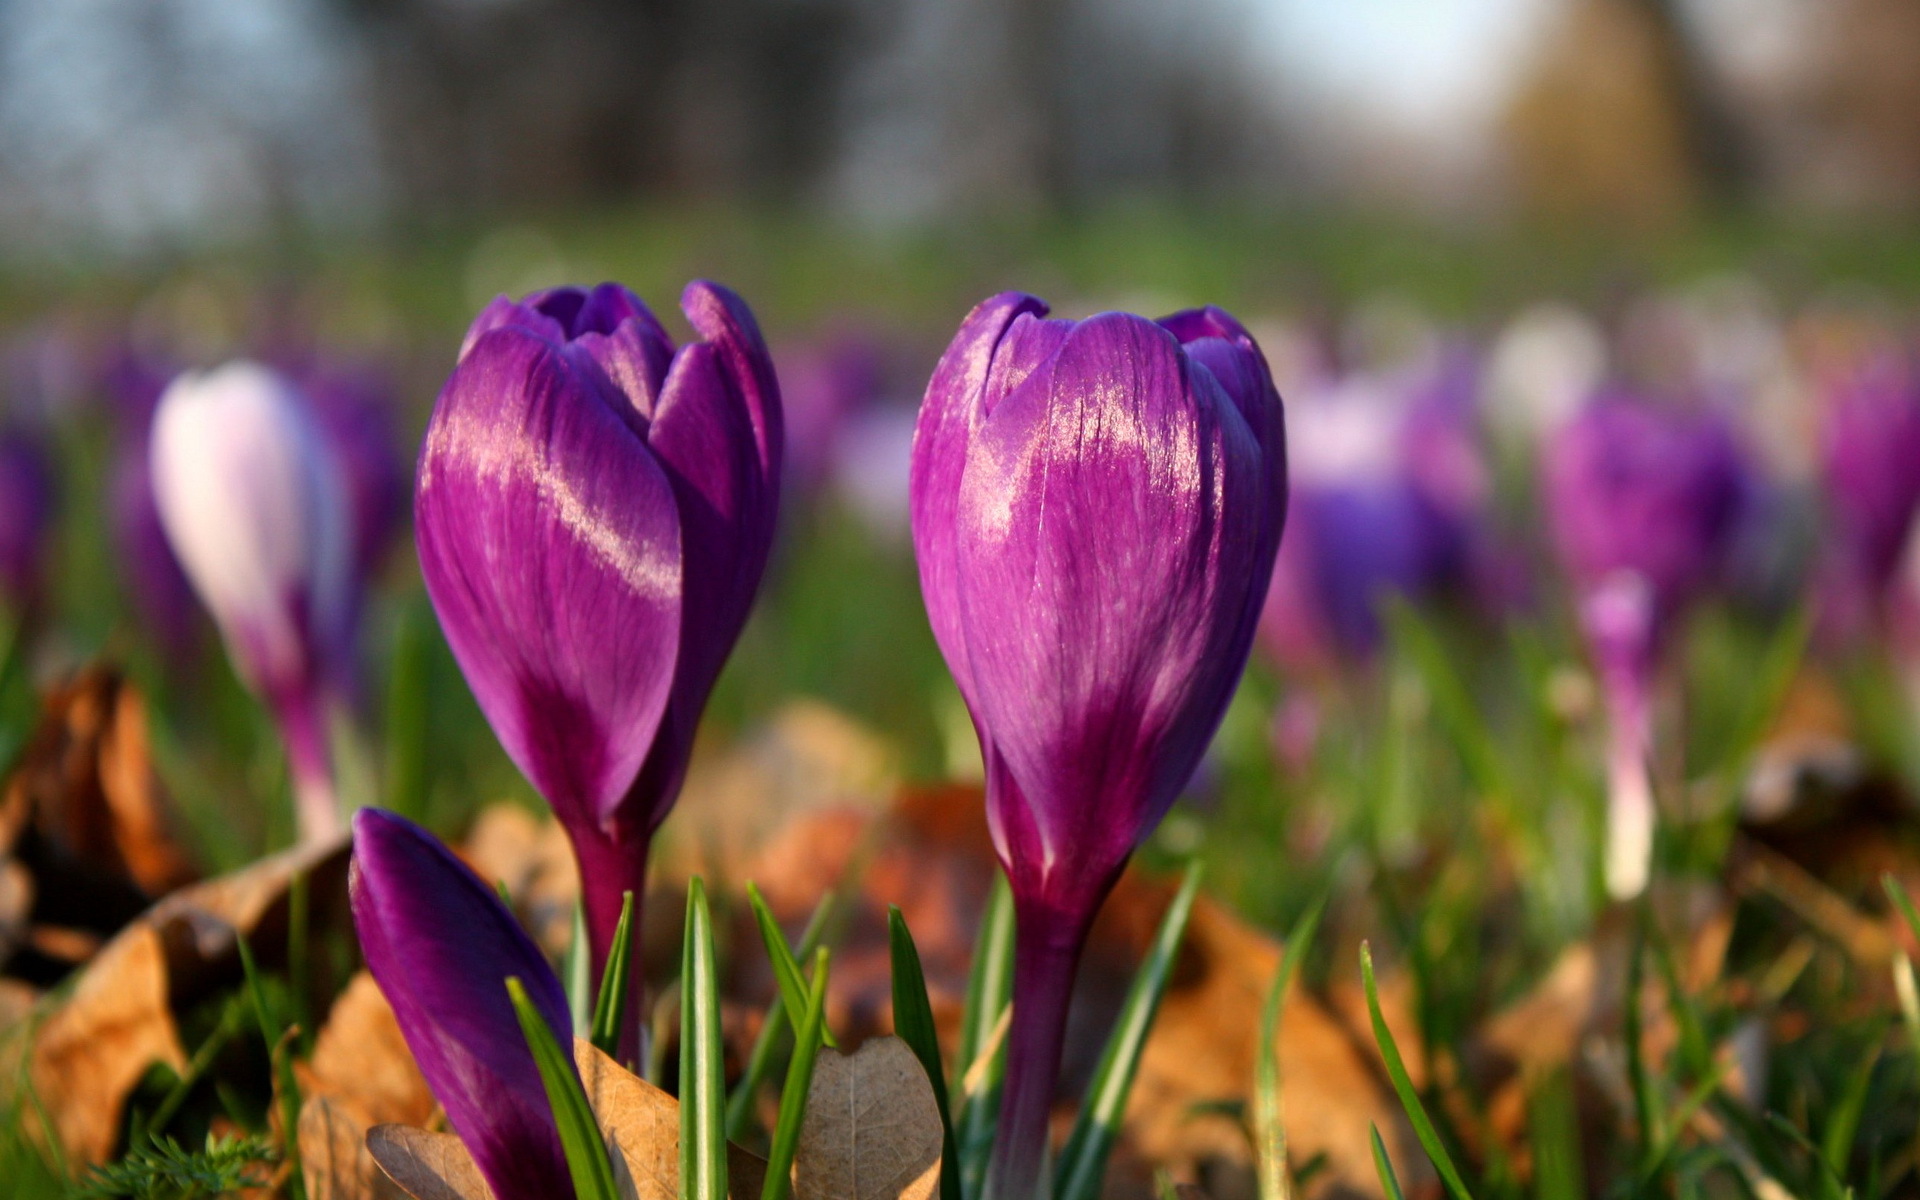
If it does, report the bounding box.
[351,807,573,1200]
[1818,359,1920,636]
[416,280,781,1061]
[151,362,354,843]
[1544,391,1748,897]
[0,429,56,615]
[911,293,1285,1200]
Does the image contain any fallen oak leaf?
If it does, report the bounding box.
[793,1034,942,1200]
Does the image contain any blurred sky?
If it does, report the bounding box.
[0,0,1841,255]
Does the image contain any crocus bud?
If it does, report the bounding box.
[416,281,781,1060]
[151,362,353,842]
[0,429,56,616]
[350,808,573,1200]
[911,293,1285,1200]
[1819,360,1920,635]
[1544,391,1748,898]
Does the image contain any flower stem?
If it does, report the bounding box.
[573,827,653,1067]
[275,687,338,844]
[987,900,1091,1200]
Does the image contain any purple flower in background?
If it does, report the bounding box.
[1818,360,1920,634]
[779,331,885,495]
[1544,391,1748,898]
[911,293,1285,1200]
[1258,361,1483,668]
[300,364,408,588]
[351,808,573,1200]
[1545,391,1748,616]
[0,429,56,614]
[151,361,353,842]
[103,352,202,655]
[416,280,781,1061]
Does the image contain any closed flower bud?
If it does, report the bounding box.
[415,281,781,1060]
[911,293,1286,1200]
[351,808,574,1200]
[150,361,353,841]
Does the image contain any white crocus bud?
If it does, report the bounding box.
[151,361,352,841]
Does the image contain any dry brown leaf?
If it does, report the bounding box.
[367,1125,497,1200]
[574,1040,768,1198]
[792,1034,942,1200]
[1119,894,1429,1200]
[24,921,186,1161]
[298,972,437,1200]
[5,666,197,898]
[303,1096,411,1200]
[368,1040,769,1200]
[19,833,349,1163]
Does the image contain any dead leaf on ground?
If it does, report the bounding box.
[369,1038,770,1200]
[1108,891,1429,1200]
[298,972,437,1200]
[367,1125,496,1200]
[575,1040,769,1198]
[304,1096,411,1200]
[17,832,349,1164]
[793,1035,943,1200]
[5,666,197,895]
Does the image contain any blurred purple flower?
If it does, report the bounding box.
[910,293,1285,1200]
[299,363,408,588]
[103,351,201,655]
[779,332,885,495]
[351,807,573,1200]
[150,361,353,842]
[0,429,56,614]
[1544,390,1749,897]
[831,403,918,541]
[416,281,781,1060]
[1818,359,1920,634]
[1544,391,1749,618]
[1258,361,1483,668]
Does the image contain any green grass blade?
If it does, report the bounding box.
[506,977,619,1200]
[889,906,961,1200]
[761,948,831,1200]
[956,872,1014,1200]
[681,877,729,1200]
[589,891,637,1060]
[1528,1070,1582,1200]
[383,597,433,822]
[749,881,837,1049]
[1382,600,1507,805]
[1370,1124,1407,1200]
[566,898,593,1037]
[1822,1031,1882,1184]
[726,890,838,1140]
[1053,862,1203,1200]
[1359,942,1473,1200]
[235,934,305,1200]
[1884,874,1920,943]
[1255,896,1325,1200]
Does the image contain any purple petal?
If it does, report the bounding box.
[350,808,572,1200]
[951,313,1272,910]
[416,326,683,835]
[1545,393,1748,616]
[910,292,1051,711]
